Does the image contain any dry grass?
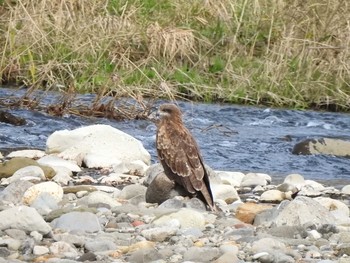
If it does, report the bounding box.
[0,0,349,118]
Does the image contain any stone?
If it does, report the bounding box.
[51,211,101,233]
[241,173,270,187]
[38,155,81,172]
[0,206,51,234]
[153,208,206,229]
[118,184,147,200]
[143,163,165,186]
[235,203,274,224]
[30,192,60,215]
[252,237,286,253]
[211,184,240,204]
[183,247,220,262]
[0,180,34,204]
[46,124,151,168]
[273,197,335,227]
[33,245,50,256]
[341,185,350,195]
[112,159,149,176]
[4,229,27,240]
[49,241,79,258]
[51,166,73,185]
[1,165,45,185]
[78,191,122,208]
[0,157,55,179]
[141,220,180,242]
[22,181,63,205]
[260,189,290,203]
[216,171,245,187]
[292,138,350,157]
[145,172,189,204]
[283,173,305,189]
[315,197,350,224]
[84,240,117,252]
[7,149,46,159]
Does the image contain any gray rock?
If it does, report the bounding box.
[51,211,101,233]
[53,233,86,247]
[1,165,45,185]
[141,220,179,242]
[0,206,51,234]
[30,192,60,215]
[0,180,34,205]
[4,229,27,240]
[292,138,350,158]
[49,241,79,259]
[183,247,220,262]
[84,239,117,252]
[0,247,11,257]
[78,191,121,208]
[118,184,147,200]
[127,247,163,263]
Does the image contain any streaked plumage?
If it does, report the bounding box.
[156,103,216,211]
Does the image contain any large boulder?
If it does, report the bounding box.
[46,124,151,169]
[292,138,350,158]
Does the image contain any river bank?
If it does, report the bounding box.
[0,124,350,263]
[1,0,349,111]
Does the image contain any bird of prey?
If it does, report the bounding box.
[155,103,216,211]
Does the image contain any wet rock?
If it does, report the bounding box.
[292,138,350,158]
[0,157,55,179]
[0,110,26,126]
[2,165,45,185]
[22,181,63,205]
[51,211,101,233]
[46,124,151,168]
[0,206,51,234]
[38,155,81,172]
[235,203,274,224]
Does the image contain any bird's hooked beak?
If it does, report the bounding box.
[147,107,160,123]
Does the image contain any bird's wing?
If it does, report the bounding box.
[157,122,205,192]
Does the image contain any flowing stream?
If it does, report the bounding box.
[1,87,350,187]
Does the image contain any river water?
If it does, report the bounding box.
[1,87,350,187]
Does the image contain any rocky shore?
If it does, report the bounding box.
[0,124,349,263]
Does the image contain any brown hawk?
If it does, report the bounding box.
[155,103,216,211]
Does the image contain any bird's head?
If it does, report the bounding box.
[158,103,182,120]
[147,103,183,124]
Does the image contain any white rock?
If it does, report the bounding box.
[1,165,45,185]
[46,124,151,168]
[141,219,180,242]
[308,229,322,240]
[22,181,64,205]
[7,149,46,159]
[0,152,3,159]
[216,171,245,187]
[304,180,325,191]
[112,160,149,176]
[49,241,79,258]
[241,173,269,187]
[283,174,305,189]
[298,185,322,197]
[0,206,51,234]
[37,155,81,172]
[33,245,50,255]
[315,197,350,224]
[153,208,206,229]
[260,190,289,202]
[211,184,240,204]
[51,166,73,185]
[79,191,122,208]
[117,184,147,200]
[274,197,335,227]
[252,237,286,253]
[341,185,350,195]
